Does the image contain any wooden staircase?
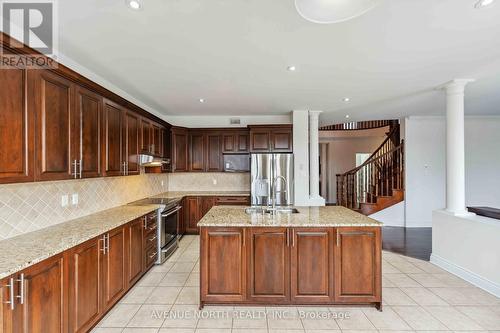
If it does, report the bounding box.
[336,126,404,215]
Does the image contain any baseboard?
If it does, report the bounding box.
[430,253,500,298]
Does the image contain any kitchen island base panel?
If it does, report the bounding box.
[200,226,382,309]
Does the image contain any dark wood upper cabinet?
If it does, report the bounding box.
[205,131,223,171]
[249,129,271,152]
[290,228,334,303]
[201,228,246,303]
[140,118,152,154]
[247,228,290,303]
[33,70,75,181]
[67,237,103,333]
[74,86,102,179]
[189,131,206,172]
[222,130,249,154]
[171,127,188,172]
[151,123,162,156]
[334,227,381,303]
[0,68,33,184]
[103,100,123,177]
[271,127,293,152]
[249,125,293,153]
[123,111,140,175]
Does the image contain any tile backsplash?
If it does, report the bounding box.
[0,174,168,240]
[167,172,250,192]
[0,172,250,240]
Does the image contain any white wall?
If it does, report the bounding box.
[465,117,500,207]
[293,110,310,206]
[166,114,291,128]
[369,201,405,227]
[404,116,500,227]
[404,116,446,227]
[432,210,500,297]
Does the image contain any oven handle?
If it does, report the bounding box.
[161,206,182,217]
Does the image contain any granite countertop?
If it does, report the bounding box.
[0,204,160,280]
[150,191,250,200]
[197,205,382,227]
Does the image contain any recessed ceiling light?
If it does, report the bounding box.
[127,0,142,10]
[343,97,351,102]
[287,66,296,71]
[475,0,494,8]
[199,98,205,103]
[345,115,350,119]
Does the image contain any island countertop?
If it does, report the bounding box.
[197,205,382,227]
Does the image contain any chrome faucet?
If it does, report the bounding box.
[270,175,287,215]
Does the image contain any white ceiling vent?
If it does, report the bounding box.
[230,118,241,125]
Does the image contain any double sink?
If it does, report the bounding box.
[244,207,299,215]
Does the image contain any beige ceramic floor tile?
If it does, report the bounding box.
[158,329,195,333]
[429,288,479,306]
[456,306,500,330]
[161,304,199,328]
[432,273,474,288]
[383,287,418,306]
[393,305,448,330]
[383,261,403,274]
[390,261,426,274]
[384,274,422,288]
[185,273,200,287]
[171,262,197,273]
[158,272,190,287]
[127,304,171,328]
[333,308,376,330]
[423,306,485,331]
[175,287,200,305]
[138,272,168,287]
[232,307,267,328]
[362,306,412,330]
[401,287,449,306]
[150,262,174,273]
[122,328,159,333]
[407,274,449,288]
[91,328,124,333]
[121,286,155,304]
[99,304,141,327]
[145,286,182,304]
[231,329,268,333]
[194,329,231,333]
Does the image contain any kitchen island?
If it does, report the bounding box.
[198,205,383,310]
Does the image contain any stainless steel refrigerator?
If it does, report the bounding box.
[251,153,294,206]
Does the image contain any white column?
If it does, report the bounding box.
[292,110,310,206]
[441,79,474,215]
[309,111,325,205]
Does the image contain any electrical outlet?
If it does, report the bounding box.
[71,193,79,205]
[61,195,69,207]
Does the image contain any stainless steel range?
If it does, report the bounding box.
[129,197,181,264]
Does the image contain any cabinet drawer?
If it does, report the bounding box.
[145,246,158,269]
[216,196,250,205]
[144,232,158,250]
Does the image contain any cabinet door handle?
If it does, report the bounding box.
[72,160,78,179]
[149,252,157,259]
[100,235,107,253]
[149,236,157,242]
[4,278,15,310]
[143,216,148,230]
[15,273,24,304]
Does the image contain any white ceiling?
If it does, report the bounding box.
[58,0,500,124]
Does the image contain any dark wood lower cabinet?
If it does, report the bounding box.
[1,254,66,333]
[290,228,334,303]
[200,226,381,308]
[201,228,246,303]
[102,227,127,309]
[127,218,144,285]
[67,238,103,333]
[247,228,290,303]
[335,227,381,304]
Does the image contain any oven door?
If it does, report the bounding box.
[161,206,181,248]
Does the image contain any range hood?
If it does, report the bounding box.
[139,154,170,167]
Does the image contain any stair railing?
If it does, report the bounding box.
[336,127,404,210]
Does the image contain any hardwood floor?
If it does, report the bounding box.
[382,226,432,261]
